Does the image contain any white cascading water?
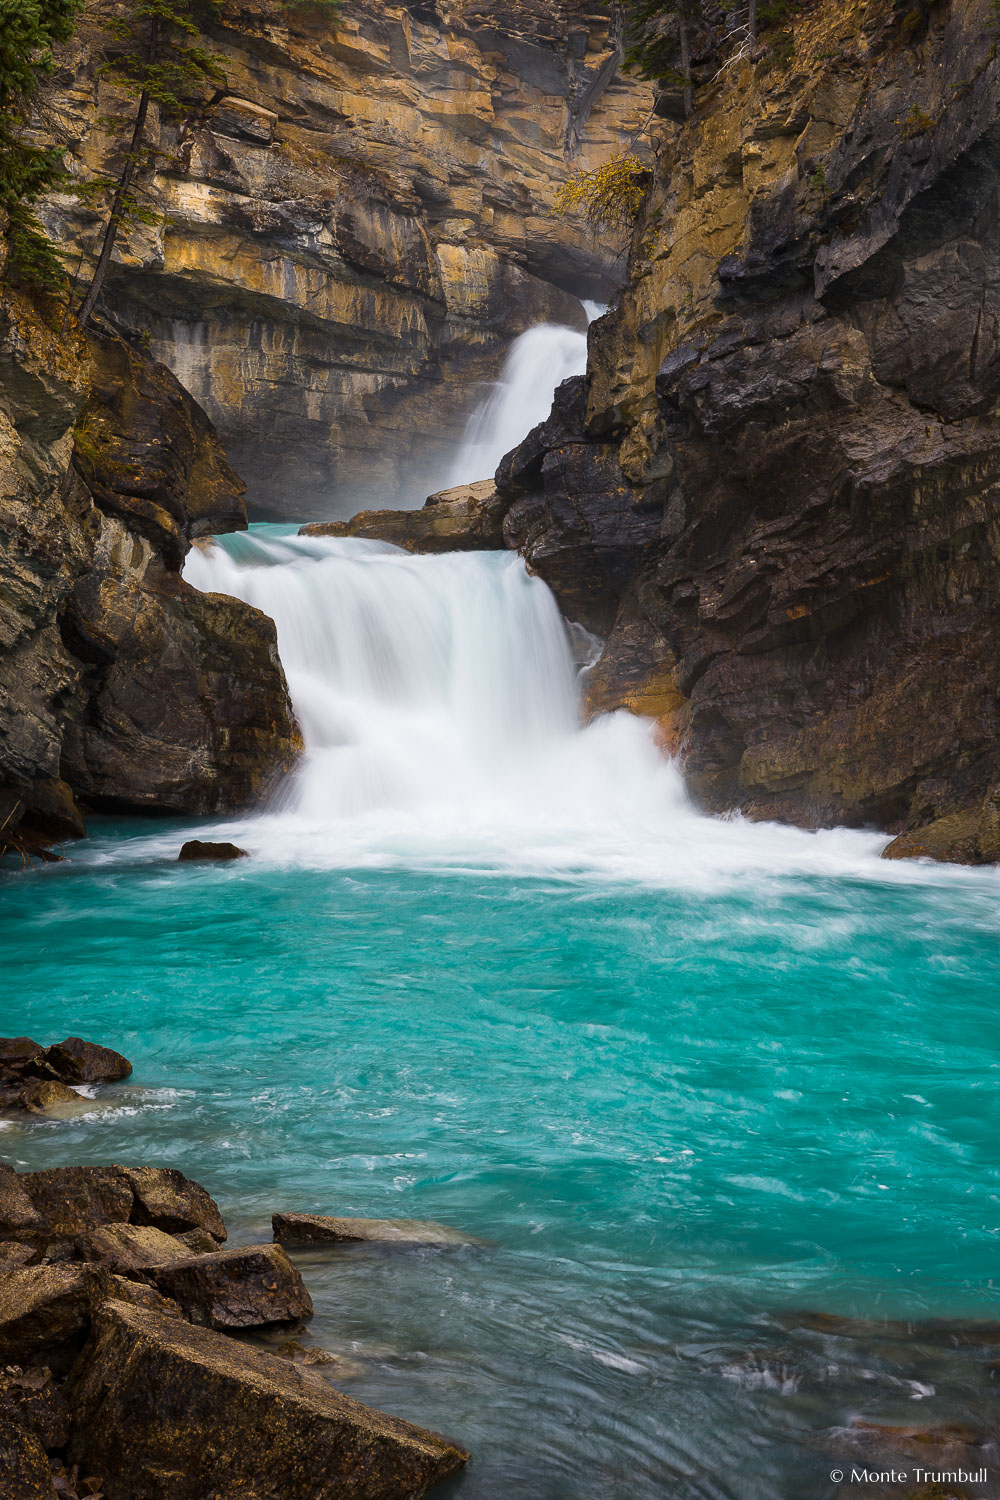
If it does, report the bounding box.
[182,315,900,886]
[445,320,590,487]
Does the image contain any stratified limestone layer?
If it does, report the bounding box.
[68,1300,469,1500]
[37,0,654,516]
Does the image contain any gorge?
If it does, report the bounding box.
[3,0,1000,1497]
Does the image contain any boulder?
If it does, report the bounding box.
[272,1212,479,1248]
[76,1223,196,1274]
[44,1037,132,1084]
[177,840,248,862]
[120,1166,226,1241]
[0,1164,226,1247]
[151,1244,311,1330]
[0,1168,133,1244]
[0,1368,70,1450]
[1,1079,80,1114]
[0,1418,57,1500]
[0,1241,36,1269]
[300,479,507,554]
[108,1277,186,1321]
[0,1038,56,1083]
[0,1166,44,1237]
[0,1265,98,1372]
[68,1300,469,1499]
[172,1226,218,1254]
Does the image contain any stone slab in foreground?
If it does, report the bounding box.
[69,1300,469,1499]
[273,1211,480,1248]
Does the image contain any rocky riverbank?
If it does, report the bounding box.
[0,1037,469,1499]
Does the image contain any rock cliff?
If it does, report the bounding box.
[38,0,653,519]
[493,0,1000,861]
[0,290,300,860]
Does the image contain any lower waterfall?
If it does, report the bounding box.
[185,529,889,883]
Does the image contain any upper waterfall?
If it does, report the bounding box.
[445,311,599,488]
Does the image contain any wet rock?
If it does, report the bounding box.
[176,840,247,863]
[272,1212,480,1248]
[75,1223,196,1275]
[1,1169,134,1245]
[0,1266,98,1372]
[0,1367,70,1450]
[120,1166,226,1241]
[300,480,507,554]
[67,1299,469,1499]
[44,1039,132,1085]
[0,1165,226,1247]
[0,1038,57,1083]
[271,1340,366,1381]
[0,1417,57,1499]
[1,1079,81,1115]
[151,1244,312,1330]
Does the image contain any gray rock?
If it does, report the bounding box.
[76,1222,197,1274]
[151,1243,312,1330]
[0,1265,98,1372]
[272,1212,480,1248]
[67,1299,469,1499]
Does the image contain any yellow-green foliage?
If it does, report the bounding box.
[553,154,649,236]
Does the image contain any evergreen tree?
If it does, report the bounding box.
[0,0,80,292]
[76,0,225,328]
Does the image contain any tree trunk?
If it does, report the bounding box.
[748,0,758,50]
[77,85,150,328]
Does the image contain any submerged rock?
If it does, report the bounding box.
[151,1244,312,1330]
[272,1212,480,1248]
[300,479,507,554]
[67,1300,469,1499]
[177,839,248,863]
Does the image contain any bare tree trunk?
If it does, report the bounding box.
[77,16,159,329]
[748,0,758,50]
[77,87,150,328]
[678,0,693,117]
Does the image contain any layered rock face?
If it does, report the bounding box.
[496,0,1000,857]
[39,0,652,519]
[0,290,300,857]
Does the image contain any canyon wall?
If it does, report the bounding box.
[494,0,1000,860]
[0,290,300,857]
[38,0,653,519]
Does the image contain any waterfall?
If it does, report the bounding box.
[184,529,886,882]
[445,309,601,488]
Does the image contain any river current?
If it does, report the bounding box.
[2,321,999,1499]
